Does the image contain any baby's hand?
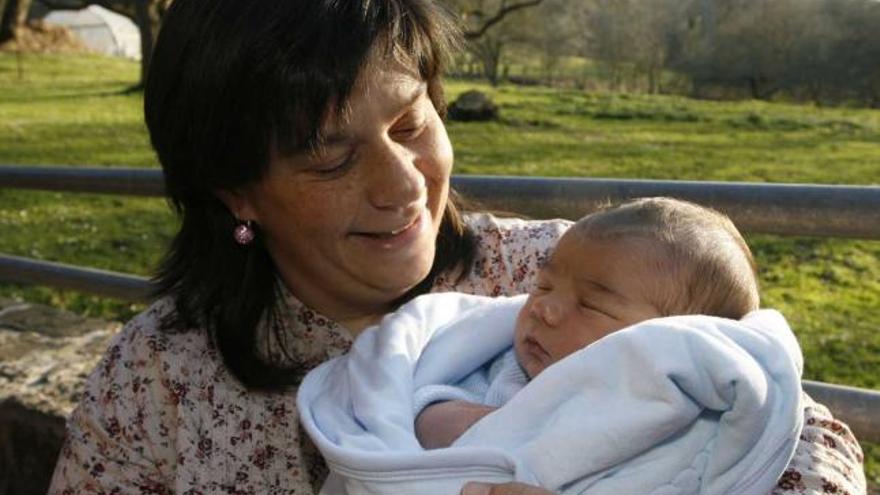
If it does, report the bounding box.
[415,400,498,449]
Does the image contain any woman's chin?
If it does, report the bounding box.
[370,257,434,297]
[350,220,438,293]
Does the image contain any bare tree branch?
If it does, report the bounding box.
[34,0,85,8]
[37,0,136,18]
[464,0,544,40]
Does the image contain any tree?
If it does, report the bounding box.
[443,0,547,85]
[31,0,169,89]
[468,28,507,85]
[458,0,544,40]
[0,0,33,43]
[576,0,686,92]
[531,0,579,85]
[828,0,880,106]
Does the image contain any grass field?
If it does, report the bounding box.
[1,53,878,487]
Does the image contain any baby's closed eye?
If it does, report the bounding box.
[578,301,616,319]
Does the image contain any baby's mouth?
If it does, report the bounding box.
[522,336,549,359]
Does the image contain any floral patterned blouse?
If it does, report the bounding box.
[49,214,866,495]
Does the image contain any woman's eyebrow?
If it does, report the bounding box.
[315,131,354,149]
[402,82,428,108]
[388,85,428,121]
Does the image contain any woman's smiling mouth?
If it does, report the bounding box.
[351,210,427,248]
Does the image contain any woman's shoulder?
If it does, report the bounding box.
[440,213,571,297]
[55,297,321,493]
[109,296,214,364]
[83,298,230,408]
[465,212,572,243]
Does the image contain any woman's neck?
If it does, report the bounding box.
[338,313,385,337]
[275,269,401,338]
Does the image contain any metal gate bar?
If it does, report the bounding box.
[1,165,879,443]
[2,165,879,238]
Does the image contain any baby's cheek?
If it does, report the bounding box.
[551,334,592,362]
[512,340,536,379]
[513,306,531,338]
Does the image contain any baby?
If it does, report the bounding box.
[416,196,761,448]
[298,197,802,495]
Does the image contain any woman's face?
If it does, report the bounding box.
[232,63,452,330]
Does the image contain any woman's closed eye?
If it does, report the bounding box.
[391,115,427,141]
[310,150,356,177]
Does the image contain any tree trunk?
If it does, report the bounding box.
[747,77,759,99]
[483,50,500,86]
[648,66,658,94]
[131,0,159,91]
[470,37,504,87]
[0,0,9,41]
[0,0,31,43]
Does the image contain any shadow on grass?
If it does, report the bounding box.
[20,85,141,102]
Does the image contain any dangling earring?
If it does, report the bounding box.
[233,220,256,245]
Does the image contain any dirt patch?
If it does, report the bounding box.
[0,20,90,54]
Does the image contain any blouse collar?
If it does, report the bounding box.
[256,280,355,374]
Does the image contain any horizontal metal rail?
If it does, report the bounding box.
[0,165,164,196]
[0,253,153,302]
[452,175,880,239]
[2,165,880,238]
[803,380,880,443]
[1,165,879,442]
[0,254,877,442]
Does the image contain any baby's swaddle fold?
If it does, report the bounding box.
[297,293,803,495]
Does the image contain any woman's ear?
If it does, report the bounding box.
[214,188,257,221]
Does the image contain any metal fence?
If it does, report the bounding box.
[1,165,879,442]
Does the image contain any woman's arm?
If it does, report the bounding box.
[770,394,866,494]
[48,322,176,493]
[416,401,498,449]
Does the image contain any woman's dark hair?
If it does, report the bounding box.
[144,0,475,390]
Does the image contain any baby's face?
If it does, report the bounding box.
[514,232,663,379]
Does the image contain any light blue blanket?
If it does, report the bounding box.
[297,293,803,494]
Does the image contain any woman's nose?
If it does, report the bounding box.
[366,141,424,210]
[531,295,562,327]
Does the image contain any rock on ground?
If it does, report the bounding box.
[448,90,499,122]
[0,297,118,495]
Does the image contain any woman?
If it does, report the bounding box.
[49,0,865,493]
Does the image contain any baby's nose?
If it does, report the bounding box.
[532,296,562,327]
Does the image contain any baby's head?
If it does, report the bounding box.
[514,197,760,378]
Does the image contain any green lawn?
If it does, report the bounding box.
[1,53,878,487]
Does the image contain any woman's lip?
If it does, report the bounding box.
[351,211,426,248]
[354,212,421,237]
[386,215,420,236]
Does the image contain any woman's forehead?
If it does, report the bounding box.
[355,55,425,104]
[320,67,427,134]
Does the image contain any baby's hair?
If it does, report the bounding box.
[572,197,760,319]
